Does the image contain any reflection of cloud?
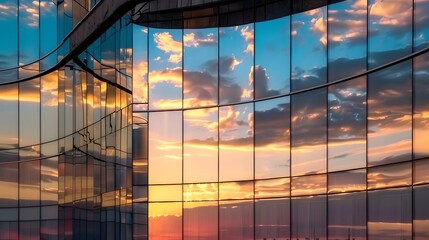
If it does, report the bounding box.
[133,60,148,103]
[370,0,412,26]
[219,106,246,133]
[253,65,281,99]
[183,31,216,47]
[311,15,327,46]
[149,67,182,87]
[240,26,254,54]
[153,32,182,63]
[184,70,217,107]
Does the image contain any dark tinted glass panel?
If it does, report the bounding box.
[255,198,290,240]
[219,200,253,240]
[328,192,366,240]
[367,162,412,190]
[414,52,429,158]
[255,16,290,98]
[291,195,327,240]
[328,169,366,193]
[328,0,367,81]
[368,0,412,68]
[414,185,429,240]
[219,103,253,181]
[149,28,182,109]
[219,24,254,104]
[255,97,290,179]
[184,201,218,240]
[368,187,412,239]
[291,89,327,176]
[368,61,412,166]
[291,6,327,91]
[184,28,218,107]
[328,77,366,171]
[184,107,218,183]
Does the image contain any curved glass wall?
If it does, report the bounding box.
[131,0,429,239]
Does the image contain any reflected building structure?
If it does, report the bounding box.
[1,0,429,239]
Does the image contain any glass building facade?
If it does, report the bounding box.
[1,0,429,239]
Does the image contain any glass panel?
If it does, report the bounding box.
[19,79,41,147]
[148,111,182,184]
[0,163,18,207]
[41,72,58,142]
[149,28,182,109]
[40,0,57,70]
[328,169,366,193]
[414,185,429,240]
[368,187,412,239]
[19,0,39,77]
[133,25,148,105]
[328,192,366,240]
[291,174,327,196]
[291,195,327,240]
[184,107,218,183]
[219,200,253,240]
[255,16,290,98]
[183,183,218,202]
[149,202,182,240]
[0,84,18,153]
[328,0,367,81]
[41,157,58,205]
[414,52,429,158]
[184,201,218,240]
[328,77,366,172]
[368,61,412,166]
[148,185,182,202]
[255,97,290,179]
[255,198,290,240]
[368,0,412,68]
[219,24,254,104]
[291,6,327,91]
[0,0,18,82]
[219,103,253,181]
[219,181,253,200]
[414,0,429,51]
[19,160,41,207]
[255,178,290,199]
[183,28,218,107]
[414,158,429,185]
[367,162,412,189]
[291,89,327,176]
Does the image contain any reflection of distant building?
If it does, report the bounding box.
[0,0,429,239]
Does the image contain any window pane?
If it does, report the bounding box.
[414,0,429,51]
[149,112,182,184]
[414,185,429,240]
[328,78,366,172]
[184,28,218,107]
[184,107,218,183]
[291,6,327,91]
[414,158,429,185]
[0,163,18,207]
[291,195,326,240]
[184,201,218,240]
[368,61,412,166]
[367,162,412,190]
[0,84,18,155]
[255,16,290,98]
[219,103,253,181]
[183,183,218,202]
[368,0,412,68]
[255,198,290,240]
[219,181,253,200]
[368,187,412,239]
[219,24,254,104]
[328,192,366,240]
[291,89,327,176]
[414,52,429,158]
[255,178,290,199]
[328,0,367,81]
[219,200,253,240]
[149,202,182,239]
[148,185,181,202]
[255,97,290,179]
[133,25,148,105]
[0,0,18,83]
[328,169,366,193]
[19,79,41,147]
[291,174,326,196]
[149,28,182,109]
[19,160,41,207]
